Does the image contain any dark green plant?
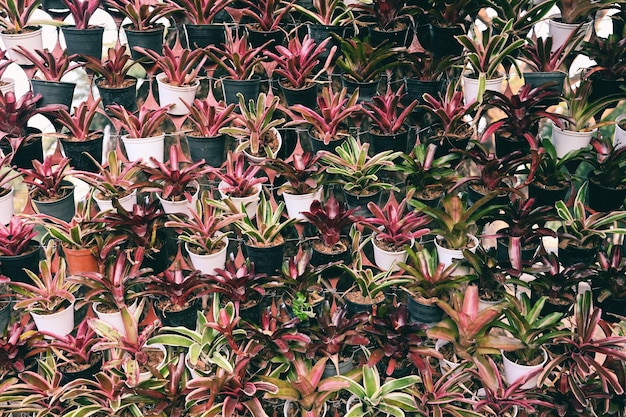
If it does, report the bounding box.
[335,37,405,83]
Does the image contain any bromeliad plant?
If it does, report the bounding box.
[302,196,358,251]
[263,152,324,195]
[520,32,583,73]
[363,85,419,136]
[16,46,82,82]
[291,0,354,26]
[0,215,38,256]
[212,151,268,198]
[205,30,267,80]
[401,143,459,202]
[0,0,41,33]
[84,42,137,89]
[184,98,237,138]
[62,0,102,29]
[135,42,207,87]
[205,258,268,315]
[168,0,231,24]
[135,268,209,313]
[107,104,170,139]
[586,135,626,188]
[104,0,178,30]
[54,95,103,142]
[335,37,405,83]
[592,245,626,305]
[19,155,73,201]
[37,317,102,372]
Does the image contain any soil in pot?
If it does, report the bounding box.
[528,181,570,208]
[587,174,626,212]
[140,346,166,373]
[557,239,597,267]
[344,290,385,317]
[60,351,103,384]
[0,240,41,284]
[155,298,200,329]
[243,129,281,159]
[407,296,444,324]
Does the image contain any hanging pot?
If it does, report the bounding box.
[94,189,137,212]
[407,295,444,324]
[60,26,104,60]
[523,71,566,93]
[30,300,76,339]
[284,401,327,417]
[157,181,199,217]
[240,298,263,325]
[550,122,596,158]
[60,352,103,385]
[138,344,167,382]
[435,339,460,373]
[221,76,261,106]
[308,127,347,155]
[0,240,41,284]
[462,73,504,104]
[0,27,44,66]
[242,127,283,164]
[341,75,380,102]
[369,128,410,154]
[587,174,626,212]
[30,79,75,109]
[343,188,380,217]
[0,299,12,335]
[310,238,351,267]
[185,133,227,167]
[123,24,164,61]
[243,241,285,276]
[184,23,226,48]
[614,114,626,149]
[369,25,409,47]
[92,299,138,337]
[218,181,262,219]
[434,234,479,275]
[156,73,200,116]
[279,80,319,108]
[155,298,200,329]
[60,134,104,173]
[62,246,100,275]
[121,133,165,167]
[496,237,540,267]
[32,180,76,222]
[0,186,14,225]
[502,348,548,390]
[186,236,229,275]
[282,188,323,221]
[427,130,472,159]
[95,77,138,113]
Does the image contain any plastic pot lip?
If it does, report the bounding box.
[550,120,597,136]
[0,239,41,260]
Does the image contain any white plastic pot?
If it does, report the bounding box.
[614,114,626,150]
[31,300,75,339]
[282,187,323,221]
[372,236,412,272]
[121,133,165,167]
[93,299,139,337]
[0,78,15,95]
[0,27,44,66]
[243,127,283,164]
[434,234,479,275]
[218,181,261,219]
[94,189,137,212]
[548,19,590,52]
[186,236,229,275]
[435,339,460,373]
[0,186,14,225]
[156,72,200,116]
[462,74,504,104]
[502,348,548,390]
[138,344,167,382]
[157,181,199,217]
[550,121,596,158]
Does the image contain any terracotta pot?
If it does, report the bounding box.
[62,246,100,275]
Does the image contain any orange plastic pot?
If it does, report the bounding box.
[63,246,101,275]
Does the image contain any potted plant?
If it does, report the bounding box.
[10,244,80,338]
[263,152,325,221]
[351,0,418,46]
[527,139,576,207]
[30,197,104,275]
[455,19,525,104]
[213,151,268,218]
[547,0,607,52]
[400,142,459,206]
[71,248,146,336]
[363,85,419,154]
[0,91,64,169]
[0,216,40,283]
[582,33,626,115]
[107,103,171,166]
[0,151,20,225]
[205,29,268,105]
[0,319,41,379]
[227,0,292,51]
[220,92,286,162]
[550,78,622,158]
[335,36,405,101]
[60,0,104,59]
[183,97,236,166]
[495,293,570,389]
[585,134,626,211]
[263,34,336,107]
[19,155,76,222]
[0,0,43,66]
[232,192,299,276]
[134,41,207,115]
[399,246,473,324]
[460,246,509,309]
[169,0,232,48]
[288,85,362,153]
[16,46,82,109]
[104,0,179,59]
[319,136,400,214]
[410,192,500,269]
[144,144,211,216]
[302,196,358,269]
[84,42,138,112]
[165,191,244,275]
[72,150,144,212]
[555,182,626,266]
[54,95,104,173]
[591,245,626,321]
[402,51,453,106]
[0,50,15,95]
[359,190,430,271]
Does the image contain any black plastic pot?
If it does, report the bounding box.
[322,355,354,378]
[60,134,103,173]
[407,296,444,324]
[0,129,43,169]
[343,189,380,217]
[0,299,12,335]
[429,133,471,159]
[495,135,529,159]
[467,185,509,208]
[0,240,41,284]
[528,181,570,208]
[345,290,385,317]
[416,23,464,58]
[523,71,566,93]
[588,174,626,212]
[221,76,261,106]
[124,24,164,60]
[60,353,103,385]
[369,129,409,154]
[306,24,344,61]
[95,77,138,113]
[369,26,409,47]
[186,134,227,167]
[61,26,104,59]
[246,26,285,53]
[32,180,76,222]
[596,296,626,323]
[184,23,226,48]
[558,242,597,267]
[30,79,75,109]
[496,237,540,267]
[279,81,319,108]
[41,0,67,11]
[244,242,285,276]
[239,299,262,326]
[588,74,626,114]
[341,75,380,102]
[156,299,200,329]
[308,128,347,155]
[404,77,444,105]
